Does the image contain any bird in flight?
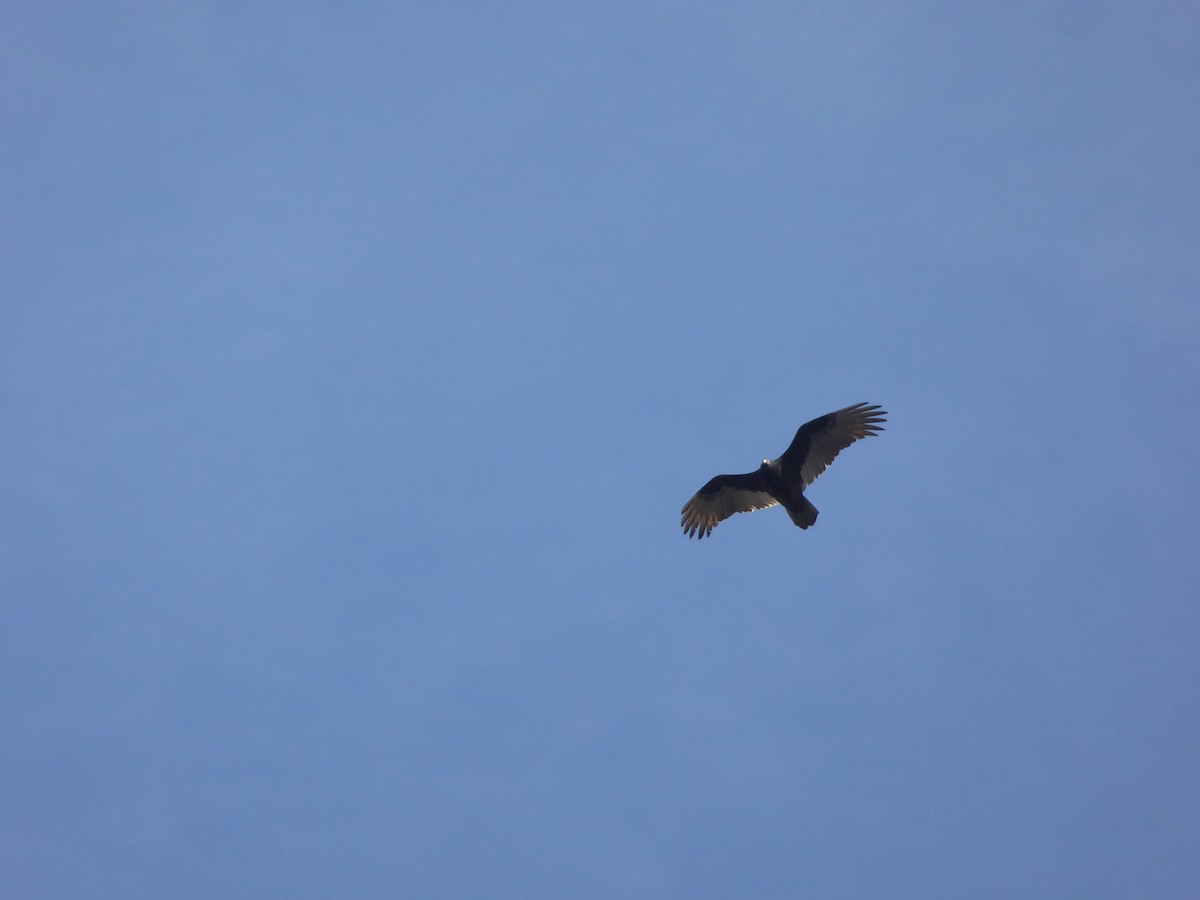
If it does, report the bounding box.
[681,402,886,539]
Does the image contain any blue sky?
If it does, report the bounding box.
[3,2,1198,897]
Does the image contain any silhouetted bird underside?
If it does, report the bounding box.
[681,402,886,539]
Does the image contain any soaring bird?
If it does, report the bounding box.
[681,402,886,539]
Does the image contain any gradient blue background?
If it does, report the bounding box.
[4,3,1198,897]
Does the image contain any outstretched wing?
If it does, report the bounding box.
[779,402,887,488]
[681,472,778,539]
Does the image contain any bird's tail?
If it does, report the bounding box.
[787,496,819,529]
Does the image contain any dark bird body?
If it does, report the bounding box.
[681,402,886,539]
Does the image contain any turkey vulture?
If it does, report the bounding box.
[681,402,886,539]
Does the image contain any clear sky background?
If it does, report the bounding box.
[3,2,1198,898]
